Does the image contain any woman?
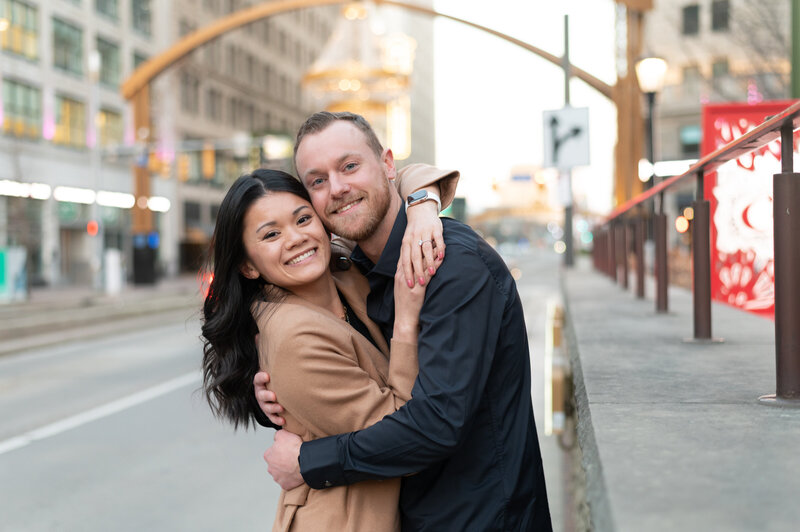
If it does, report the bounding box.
[201,167,455,531]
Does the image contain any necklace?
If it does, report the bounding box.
[340,302,350,324]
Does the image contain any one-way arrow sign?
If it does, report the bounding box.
[543,107,590,170]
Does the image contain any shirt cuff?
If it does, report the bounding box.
[299,436,347,489]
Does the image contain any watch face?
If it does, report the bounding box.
[407,190,427,203]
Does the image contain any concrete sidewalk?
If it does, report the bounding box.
[0,275,205,356]
[562,257,800,531]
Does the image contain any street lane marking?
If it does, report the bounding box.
[0,371,201,456]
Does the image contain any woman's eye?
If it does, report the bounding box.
[263,231,278,240]
[297,214,312,224]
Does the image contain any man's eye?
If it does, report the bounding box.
[311,177,325,187]
[344,162,358,172]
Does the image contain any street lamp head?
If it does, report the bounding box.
[635,56,668,94]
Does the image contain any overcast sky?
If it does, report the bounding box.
[432,0,618,215]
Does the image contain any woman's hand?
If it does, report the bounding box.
[393,256,436,344]
[401,199,445,288]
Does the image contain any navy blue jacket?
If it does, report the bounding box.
[299,208,551,531]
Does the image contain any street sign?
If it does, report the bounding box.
[543,107,590,170]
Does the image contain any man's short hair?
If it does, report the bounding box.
[294,111,384,167]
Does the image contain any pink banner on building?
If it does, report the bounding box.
[702,101,798,319]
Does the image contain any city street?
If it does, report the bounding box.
[0,246,565,531]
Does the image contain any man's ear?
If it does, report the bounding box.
[382,148,396,181]
[240,261,260,280]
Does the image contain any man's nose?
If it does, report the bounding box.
[329,174,351,197]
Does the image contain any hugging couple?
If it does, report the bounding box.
[201,111,551,532]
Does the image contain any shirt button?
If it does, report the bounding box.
[323,480,333,488]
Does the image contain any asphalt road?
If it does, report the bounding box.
[0,246,566,531]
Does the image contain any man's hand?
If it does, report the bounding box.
[264,429,305,491]
[254,371,285,426]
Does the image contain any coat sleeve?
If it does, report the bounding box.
[262,317,418,438]
[394,163,460,211]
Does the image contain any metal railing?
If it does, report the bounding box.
[592,99,800,405]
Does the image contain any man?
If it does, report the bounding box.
[257,111,551,531]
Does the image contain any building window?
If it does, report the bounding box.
[0,0,38,60]
[228,96,236,126]
[683,65,702,84]
[712,58,729,78]
[96,37,121,87]
[133,51,148,69]
[711,0,729,31]
[2,78,41,139]
[206,88,221,120]
[682,4,699,35]
[180,72,200,113]
[132,0,151,35]
[97,108,123,146]
[53,18,83,75]
[680,124,701,157]
[54,95,86,148]
[95,0,118,20]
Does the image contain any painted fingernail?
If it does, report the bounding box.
[439,251,444,260]
[418,277,425,285]
[429,267,435,275]
[407,279,414,288]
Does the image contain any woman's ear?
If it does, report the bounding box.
[240,261,260,280]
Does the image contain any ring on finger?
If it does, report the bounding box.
[418,239,432,246]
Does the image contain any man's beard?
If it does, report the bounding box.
[325,177,392,242]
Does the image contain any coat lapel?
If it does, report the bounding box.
[333,271,390,358]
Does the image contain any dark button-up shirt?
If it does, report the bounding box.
[299,207,552,531]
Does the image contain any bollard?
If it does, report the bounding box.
[608,223,617,282]
[762,121,800,404]
[618,223,629,289]
[635,217,645,299]
[654,213,668,313]
[691,169,712,339]
[772,170,800,399]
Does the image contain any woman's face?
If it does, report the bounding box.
[240,191,331,290]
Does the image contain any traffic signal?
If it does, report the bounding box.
[202,143,215,180]
[177,153,190,181]
[87,220,99,236]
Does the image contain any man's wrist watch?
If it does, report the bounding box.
[405,190,442,213]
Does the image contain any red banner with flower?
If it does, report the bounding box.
[702,101,798,319]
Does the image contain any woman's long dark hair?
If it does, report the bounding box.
[201,168,311,429]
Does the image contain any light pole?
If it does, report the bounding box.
[635,55,668,311]
[88,49,104,291]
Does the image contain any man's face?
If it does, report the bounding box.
[294,121,394,241]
